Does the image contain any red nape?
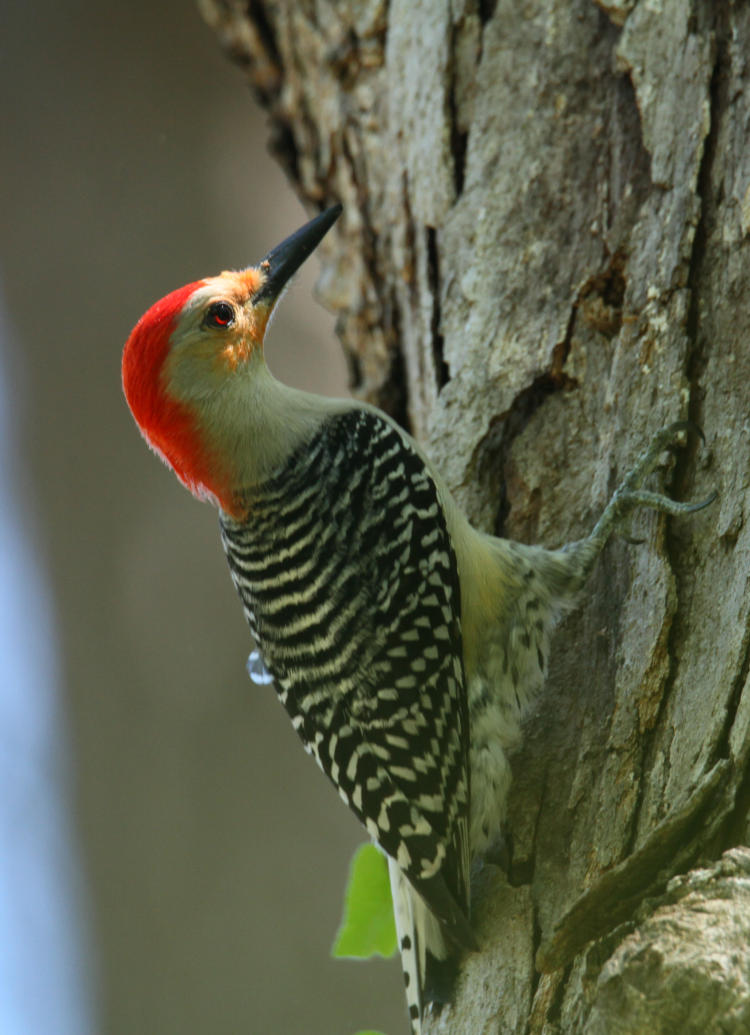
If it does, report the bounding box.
[122,280,232,510]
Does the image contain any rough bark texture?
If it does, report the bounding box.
[199,0,750,1031]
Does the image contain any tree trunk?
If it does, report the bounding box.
[199,1,750,1031]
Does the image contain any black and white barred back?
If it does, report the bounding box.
[220,408,473,1020]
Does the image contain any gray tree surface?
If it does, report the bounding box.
[199,1,750,1031]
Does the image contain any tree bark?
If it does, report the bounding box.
[199,0,750,1031]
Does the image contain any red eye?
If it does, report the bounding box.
[204,301,235,329]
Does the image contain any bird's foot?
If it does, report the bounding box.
[594,421,717,543]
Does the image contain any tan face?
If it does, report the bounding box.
[164,267,273,404]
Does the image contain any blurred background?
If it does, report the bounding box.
[0,1,405,1032]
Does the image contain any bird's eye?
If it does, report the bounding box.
[204,301,235,329]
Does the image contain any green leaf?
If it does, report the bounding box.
[332,843,397,959]
[353,1031,389,1034]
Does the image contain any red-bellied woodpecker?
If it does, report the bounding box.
[122,204,714,1034]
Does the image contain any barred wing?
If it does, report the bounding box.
[220,409,471,936]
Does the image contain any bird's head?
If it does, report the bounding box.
[122,204,342,513]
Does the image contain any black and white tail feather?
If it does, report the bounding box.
[390,860,432,1032]
[389,859,470,1033]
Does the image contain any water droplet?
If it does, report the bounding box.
[246,649,274,686]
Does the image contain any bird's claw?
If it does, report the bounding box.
[580,422,716,561]
[614,421,716,521]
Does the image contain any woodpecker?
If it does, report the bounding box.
[122,204,713,1033]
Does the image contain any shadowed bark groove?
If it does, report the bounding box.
[198,0,750,1030]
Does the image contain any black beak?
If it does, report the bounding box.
[254,204,342,304]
